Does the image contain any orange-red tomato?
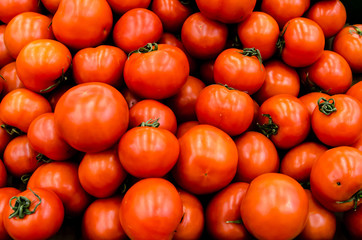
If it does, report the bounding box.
[41,0,61,13]
[0,0,40,24]
[176,121,199,139]
[107,0,151,14]
[0,187,21,240]
[346,81,362,104]
[0,62,24,98]
[0,25,14,68]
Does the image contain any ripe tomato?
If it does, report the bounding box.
[176,121,199,139]
[4,12,54,59]
[0,187,20,240]
[0,160,6,187]
[52,0,113,50]
[311,146,362,212]
[257,94,310,149]
[206,182,251,240]
[351,135,362,152]
[0,25,13,68]
[299,92,331,116]
[344,204,362,239]
[311,94,362,146]
[54,82,129,153]
[235,131,279,183]
[195,84,254,136]
[27,161,91,216]
[119,178,183,240]
[72,45,127,88]
[174,189,204,240]
[0,119,12,154]
[3,188,64,240]
[346,81,362,104]
[41,0,61,13]
[0,62,24,98]
[181,12,228,59]
[113,8,163,53]
[46,83,74,111]
[333,24,362,73]
[82,196,127,240]
[0,0,40,24]
[240,173,309,240]
[237,11,279,60]
[173,124,238,194]
[306,0,346,38]
[124,43,189,100]
[279,17,325,68]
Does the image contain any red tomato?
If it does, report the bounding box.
[4,12,54,59]
[240,173,309,240]
[0,0,40,24]
[72,45,127,88]
[174,189,204,240]
[306,0,346,38]
[299,92,331,116]
[333,24,362,73]
[181,12,228,59]
[113,8,163,53]
[0,187,21,240]
[52,0,113,50]
[124,43,189,100]
[351,135,362,152]
[106,0,151,14]
[235,131,279,183]
[54,82,129,153]
[206,182,251,240]
[344,204,362,239]
[0,160,6,187]
[173,124,238,194]
[346,80,362,104]
[280,142,328,183]
[27,161,91,216]
[237,12,279,60]
[279,17,325,68]
[3,188,64,240]
[41,0,61,13]
[119,178,183,240]
[176,121,199,139]
[82,196,127,240]
[298,189,337,240]
[0,119,12,154]
[0,62,24,98]
[0,25,14,68]
[310,146,362,212]
[311,94,362,146]
[257,94,310,149]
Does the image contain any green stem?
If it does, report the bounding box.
[336,190,362,211]
[257,114,279,138]
[40,68,67,93]
[226,220,243,224]
[8,188,42,219]
[1,124,24,136]
[317,97,337,115]
[128,43,158,58]
[0,74,5,81]
[276,22,290,55]
[239,48,263,69]
[36,153,53,164]
[139,118,160,128]
[349,25,362,36]
[20,174,31,184]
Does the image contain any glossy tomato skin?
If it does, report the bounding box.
[3,188,64,240]
[206,182,251,240]
[0,26,14,69]
[173,124,238,194]
[41,0,61,13]
[0,187,21,240]
[124,44,189,100]
[82,196,127,240]
[344,204,362,239]
[346,81,362,104]
[0,62,24,98]
[119,178,183,240]
[241,173,309,240]
[310,146,362,212]
[72,45,127,88]
[0,0,40,24]
[54,82,129,153]
[113,8,163,53]
[4,12,54,59]
[311,94,362,147]
[299,92,331,116]
[280,17,325,68]
[107,0,150,14]
[176,121,199,139]
[52,0,113,50]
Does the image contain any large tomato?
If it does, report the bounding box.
[0,0,40,24]
[54,82,129,153]
[0,187,20,240]
[0,25,13,69]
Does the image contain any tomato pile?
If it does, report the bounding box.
[0,0,361,239]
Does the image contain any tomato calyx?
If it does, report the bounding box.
[257,114,279,138]
[179,0,191,5]
[40,68,69,93]
[36,153,53,164]
[128,42,158,58]
[336,189,362,211]
[349,25,362,37]
[317,97,337,115]
[1,124,24,136]
[239,48,263,68]
[276,22,290,55]
[226,219,243,224]
[21,173,31,184]
[8,188,42,219]
[139,118,160,128]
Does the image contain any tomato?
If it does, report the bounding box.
[279,17,325,68]
[173,124,238,194]
[240,173,309,240]
[0,0,40,24]
[311,94,362,146]
[176,121,199,139]
[82,196,127,240]
[237,11,279,60]
[181,12,228,59]
[106,0,151,14]
[119,178,183,240]
[253,60,300,104]
[118,119,179,178]
[54,82,129,153]
[72,45,127,88]
[174,189,204,240]
[129,99,177,134]
[46,83,74,111]
[120,87,141,109]
[0,187,20,240]
[344,204,362,239]
[299,92,331,116]
[0,25,13,69]
[199,60,215,85]
[206,182,251,240]
[333,24,362,73]
[52,0,113,50]
[280,142,328,183]
[3,188,64,240]
[257,94,310,149]
[351,135,362,152]
[346,80,362,104]
[234,131,279,183]
[298,189,336,240]
[151,0,192,32]
[0,62,24,98]
[0,119,12,154]
[41,0,61,13]
[0,160,6,187]
[27,161,91,216]
[4,12,54,59]
[261,0,310,28]
[124,43,189,100]
[311,146,362,213]
[306,0,346,38]
[113,8,163,53]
